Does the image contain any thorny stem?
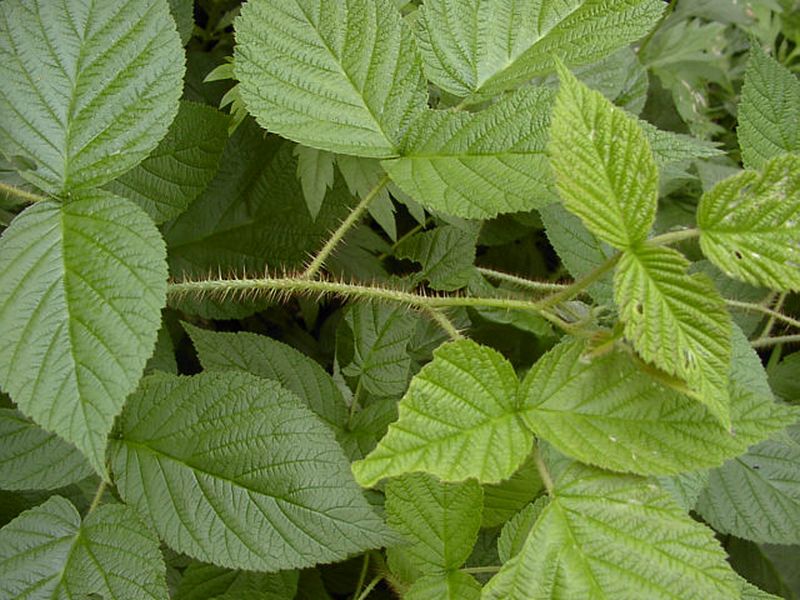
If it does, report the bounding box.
[751,334,800,349]
[87,480,108,515]
[0,181,46,204]
[757,292,789,340]
[533,444,555,496]
[477,267,571,293]
[302,174,390,279]
[727,297,800,331]
[425,307,464,341]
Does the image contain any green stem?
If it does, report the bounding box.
[378,218,431,261]
[477,267,571,293]
[426,307,463,341]
[649,228,701,246]
[0,181,46,204]
[726,297,800,330]
[461,565,502,575]
[352,553,370,600]
[87,480,108,515]
[354,575,382,600]
[751,334,800,349]
[302,174,390,279]
[536,254,621,310]
[759,292,789,339]
[533,444,555,496]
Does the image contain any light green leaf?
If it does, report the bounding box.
[697,154,800,291]
[386,473,482,577]
[295,146,335,220]
[549,63,658,249]
[481,458,542,528]
[0,409,92,491]
[106,101,229,224]
[640,121,725,165]
[0,0,184,194]
[339,302,417,397]
[405,571,482,600]
[741,579,783,600]
[383,87,556,219]
[0,192,168,477]
[352,339,532,486]
[111,371,390,571]
[738,44,800,170]
[415,0,664,97]
[174,562,299,600]
[395,224,479,291]
[657,471,709,511]
[614,243,732,425]
[234,0,426,157]
[483,462,741,599]
[520,336,790,475]
[0,496,168,599]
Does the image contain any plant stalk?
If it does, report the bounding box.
[0,181,46,204]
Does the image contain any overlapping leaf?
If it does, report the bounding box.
[111,371,390,571]
[174,563,299,600]
[614,243,732,425]
[234,0,426,157]
[483,462,741,599]
[0,496,168,599]
[395,224,479,291]
[481,458,542,528]
[352,340,532,486]
[549,64,658,249]
[0,0,184,194]
[697,154,800,291]
[405,571,481,599]
[415,0,664,97]
[383,87,556,219]
[0,193,168,476]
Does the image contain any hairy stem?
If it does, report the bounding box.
[462,565,502,575]
[536,254,620,310]
[352,552,370,600]
[87,480,108,515]
[425,307,464,341]
[302,174,390,279]
[649,228,701,246]
[751,334,800,349]
[477,267,571,293]
[533,444,555,496]
[354,575,382,600]
[0,181,46,204]
[758,292,789,339]
[727,297,800,330]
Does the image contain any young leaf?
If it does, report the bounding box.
[352,339,532,486]
[0,0,184,194]
[383,87,556,219]
[404,571,481,600]
[106,102,229,224]
[111,372,390,571]
[614,243,732,425]
[521,337,792,476]
[549,63,658,249]
[0,193,168,477]
[738,44,800,169]
[295,146,335,220]
[697,153,800,291]
[415,0,664,97]
[481,458,543,528]
[395,224,479,292]
[234,0,426,157]
[483,462,741,599]
[174,562,299,600]
[386,473,482,576]
[0,496,168,599]
[0,409,92,491]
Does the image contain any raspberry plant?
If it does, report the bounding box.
[1,0,800,598]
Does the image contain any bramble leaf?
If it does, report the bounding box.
[352,340,532,486]
[174,562,299,600]
[111,371,390,571]
[614,243,732,425]
[697,154,800,291]
[0,0,184,194]
[234,0,426,157]
[0,192,168,477]
[295,146,335,220]
[549,63,658,249]
[405,571,481,600]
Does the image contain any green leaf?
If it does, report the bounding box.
[614,243,732,426]
[481,457,542,528]
[336,155,397,240]
[339,302,417,397]
[697,154,800,291]
[395,224,479,292]
[383,87,556,219]
[0,496,168,599]
[657,471,709,511]
[405,571,481,600]
[0,192,168,477]
[234,0,426,157]
[0,409,92,491]
[497,498,547,563]
[111,371,390,571]
[386,473,482,577]
[0,0,184,194]
[174,562,299,600]
[549,63,658,249]
[697,423,800,545]
[738,43,800,169]
[415,0,664,97]
[168,0,194,45]
[106,102,229,224]
[483,462,741,599]
[520,336,791,475]
[295,146,335,220]
[352,339,533,486]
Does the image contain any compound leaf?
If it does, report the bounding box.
[697,153,800,291]
[416,0,664,97]
[0,0,184,194]
[0,496,168,599]
[0,192,168,477]
[549,63,658,249]
[111,371,390,571]
[483,462,741,599]
[738,44,800,170]
[383,87,556,219]
[352,339,532,486]
[614,243,732,426]
[234,0,426,158]
[0,409,92,491]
